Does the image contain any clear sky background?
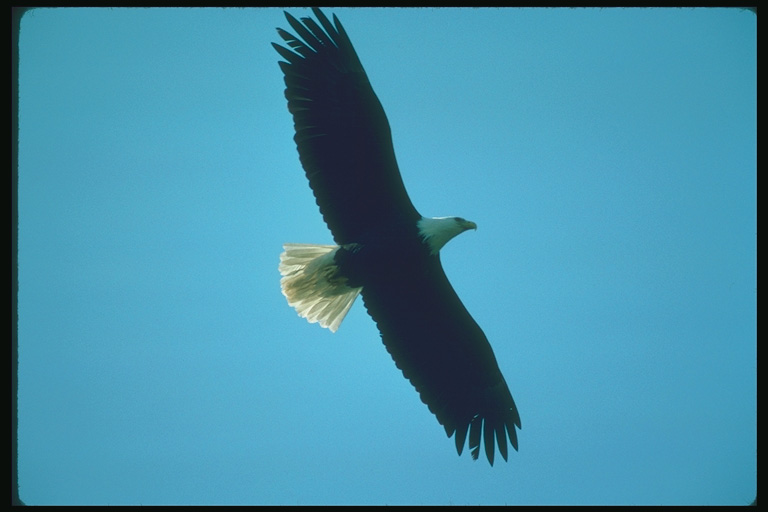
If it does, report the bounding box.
[16,7,755,505]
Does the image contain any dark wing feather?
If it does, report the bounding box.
[360,254,521,465]
[273,8,420,245]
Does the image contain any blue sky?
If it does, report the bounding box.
[16,7,755,505]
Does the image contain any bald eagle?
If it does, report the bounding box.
[274,8,520,465]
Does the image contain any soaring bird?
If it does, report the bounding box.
[274,8,520,465]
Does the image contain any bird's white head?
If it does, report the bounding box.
[417,216,477,255]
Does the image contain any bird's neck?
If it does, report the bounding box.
[417,217,463,255]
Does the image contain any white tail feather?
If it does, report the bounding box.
[279,243,362,332]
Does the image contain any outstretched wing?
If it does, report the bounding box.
[273,8,420,245]
[360,254,521,465]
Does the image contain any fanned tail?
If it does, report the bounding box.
[279,243,362,332]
